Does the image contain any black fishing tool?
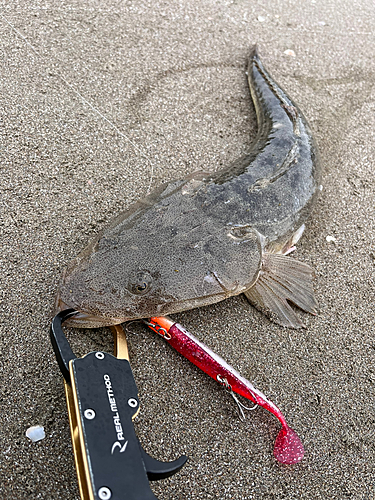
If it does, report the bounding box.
[50,309,187,500]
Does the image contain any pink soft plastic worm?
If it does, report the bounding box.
[145,316,304,465]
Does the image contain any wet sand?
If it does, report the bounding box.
[1,1,375,498]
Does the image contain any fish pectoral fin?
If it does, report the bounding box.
[244,253,318,329]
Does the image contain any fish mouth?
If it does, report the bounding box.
[54,295,126,328]
[64,312,126,328]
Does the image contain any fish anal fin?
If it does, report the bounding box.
[244,253,318,329]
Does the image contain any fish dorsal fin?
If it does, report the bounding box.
[244,253,318,329]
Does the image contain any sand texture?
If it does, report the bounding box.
[1,1,375,498]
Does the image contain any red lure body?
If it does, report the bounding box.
[146,316,304,465]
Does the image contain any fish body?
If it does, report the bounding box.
[57,47,321,328]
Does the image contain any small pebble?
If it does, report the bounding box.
[284,49,296,57]
[26,425,45,442]
[257,15,266,22]
[326,235,336,243]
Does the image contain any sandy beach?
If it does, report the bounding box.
[1,0,375,498]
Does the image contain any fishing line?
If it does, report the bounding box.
[0,12,155,195]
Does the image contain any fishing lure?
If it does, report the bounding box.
[145,316,304,464]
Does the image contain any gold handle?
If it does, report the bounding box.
[110,324,129,360]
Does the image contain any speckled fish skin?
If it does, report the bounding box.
[57,47,321,328]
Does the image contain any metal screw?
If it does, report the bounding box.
[84,409,96,420]
[95,352,105,360]
[98,486,112,499]
[128,398,138,408]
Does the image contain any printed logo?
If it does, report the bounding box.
[111,440,128,455]
[104,374,127,453]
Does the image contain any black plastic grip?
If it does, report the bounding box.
[50,309,78,383]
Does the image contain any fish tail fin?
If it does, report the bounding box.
[244,252,318,329]
[249,44,260,61]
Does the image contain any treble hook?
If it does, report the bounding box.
[216,374,258,422]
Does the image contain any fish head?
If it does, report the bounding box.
[56,222,264,328]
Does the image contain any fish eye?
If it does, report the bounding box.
[128,271,152,295]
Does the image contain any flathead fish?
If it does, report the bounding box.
[57,47,321,329]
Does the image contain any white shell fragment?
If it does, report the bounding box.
[26,425,45,442]
[284,49,296,57]
[257,15,266,22]
[326,235,336,243]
